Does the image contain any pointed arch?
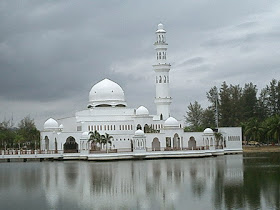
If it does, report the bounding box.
[136,124,142,130]
[173,133,180,149]
[64,136,78,153]
[188,136,196,150]
[44,136,49,150]
[152,137,160,151]
[144,124,149,133]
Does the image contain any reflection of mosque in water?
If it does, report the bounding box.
[40,156,244,209]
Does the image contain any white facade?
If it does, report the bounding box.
[41,23,242,153]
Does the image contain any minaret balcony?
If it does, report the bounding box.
[154,97,172,104]
[154,43,168,49]
[153,64,171,71]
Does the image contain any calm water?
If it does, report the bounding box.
[0,154,279,210]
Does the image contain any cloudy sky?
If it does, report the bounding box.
[0,0,280,128]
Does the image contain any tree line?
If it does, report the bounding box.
[185,79,280,144]
[0,116,40,150]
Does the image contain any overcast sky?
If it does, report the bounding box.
[0,0,280,129]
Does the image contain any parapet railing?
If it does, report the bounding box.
[0,150,64,156]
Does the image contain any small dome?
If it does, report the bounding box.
[164,117,179,128]
[158,23,164,30]
[88,78,127,108]
[44,118,58,130]
[81,131,90,139]
[59,124,64,129]
[136,106,149,116]
[135,129,145,136]
[203,128,214,135]
[156,23,166,33]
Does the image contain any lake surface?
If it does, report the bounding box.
[0,153,279,210]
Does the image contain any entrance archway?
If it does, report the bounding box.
[55,138,58,152]
[44,136,49,150]
[188,136,196,150]
[173,133,180,150]
[152,137,160,151]
[64,136,78,153]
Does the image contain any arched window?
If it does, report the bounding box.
[160,114,163,120]
[159,76,162,83]
[137,124,142,130]
[164,76,166,83]
[162,35,164,42]
[159,52,161,59]
[157,53,158,60]
[156,76,158,83]
[159,35,161,42]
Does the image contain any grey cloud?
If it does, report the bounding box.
[0,0,280,126]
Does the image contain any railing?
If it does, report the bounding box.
[90,149,118,154]
[1,150,63,156]
[1,146,215,156]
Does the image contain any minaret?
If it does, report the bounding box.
[153,23,172,120]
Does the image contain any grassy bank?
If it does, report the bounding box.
[243,146,280,153]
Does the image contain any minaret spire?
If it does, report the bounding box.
[153,23,172,120]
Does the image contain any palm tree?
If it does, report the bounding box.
[267,115,280,145]
[214,132,223,149]
[245,118,264,142]
[88,130,101,150]
[100,133,113,153]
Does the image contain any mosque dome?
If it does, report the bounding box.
[164,117,179,128]
[44,118,58,130]
[135,129,145,137]
[156,23,166,33]
[203,128,214,135]
[88,78,127,108]
[59,124,64,129]
[136,106,149,116]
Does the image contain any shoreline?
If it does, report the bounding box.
[243,146,280,153]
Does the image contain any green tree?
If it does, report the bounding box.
[185,101,204,131]
[88,130,101,150]
[214,132,223,148]
[241,83,257,121]
[266,115,280,145]
[244,118,264,142]
[257,88,270,119]
[0,119,16,149]
[219,82,232,126]
[101,133,113,153]
[201,107,215,128]
[17,116,40,149]
[230,84,243,126]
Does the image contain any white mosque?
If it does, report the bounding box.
[40,23,242,154]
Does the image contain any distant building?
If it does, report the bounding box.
[41,23,242,153]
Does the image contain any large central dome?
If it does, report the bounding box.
[88,78,127,108]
